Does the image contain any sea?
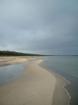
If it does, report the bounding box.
[41,56,78,105]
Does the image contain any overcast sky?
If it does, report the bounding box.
[0,0,78,54]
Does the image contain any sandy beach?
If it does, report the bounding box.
[0,57,70,105]
[0,56,31,66]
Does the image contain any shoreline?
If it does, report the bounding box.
[0,58,70,105]
[39,60,71,105]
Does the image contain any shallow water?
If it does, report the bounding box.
[0,63,26,86]
[42,56,78,105]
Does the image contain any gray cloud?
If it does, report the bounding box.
[0,0,78,54]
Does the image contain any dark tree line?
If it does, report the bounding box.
[0,51,43,56]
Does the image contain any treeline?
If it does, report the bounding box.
[0,51,43,56]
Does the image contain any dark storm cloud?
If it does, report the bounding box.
[0,0,78,54]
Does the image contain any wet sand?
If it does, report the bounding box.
[0,57,70,105]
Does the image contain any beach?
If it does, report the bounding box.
[0,57,70,105]
[0,56,31,66]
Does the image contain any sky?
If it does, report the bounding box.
[0,0,78,54]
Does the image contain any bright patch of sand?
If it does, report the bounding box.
[0,56,30,66]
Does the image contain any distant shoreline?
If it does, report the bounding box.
[0,50,78,56]
[0,51,44,56]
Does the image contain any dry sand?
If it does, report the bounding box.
[0,56,30,66]
[0,58,70,105]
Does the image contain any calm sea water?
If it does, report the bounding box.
[42,56,78,105]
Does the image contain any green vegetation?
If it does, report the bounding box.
[0,51,43,56]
